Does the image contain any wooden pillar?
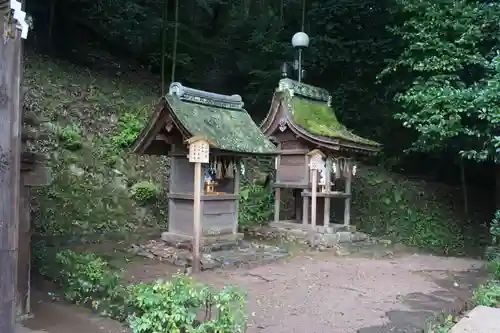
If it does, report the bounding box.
[302,193,309,225]
[310,169,318,230]
[323,157,332,228]
[273,188,281,223]
[192,162,202,273]
[0,8,23,333]
[343,159,353,226]
[233,160,240,234]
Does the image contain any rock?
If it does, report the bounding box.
[451,306,500,333]
[69,164,85,177]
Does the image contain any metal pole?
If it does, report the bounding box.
[297,49,303,83]
[0,5,23,333]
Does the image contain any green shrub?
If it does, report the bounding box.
[130,181,160,203]
[127,277,247,333]
[485,210,500,261]
[54,250,128,319]
[58,124,83,151]
[111,112,145,149]
[238,183,274,230]
[473,280,500,308]
[41,250,248,333]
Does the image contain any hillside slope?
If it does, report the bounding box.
[25,54,487,255]
[25,54,167,243]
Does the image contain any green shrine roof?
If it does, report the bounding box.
[276,78,381,149]
[133,82,277,155]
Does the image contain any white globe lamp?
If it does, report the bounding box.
[291,32,309,49]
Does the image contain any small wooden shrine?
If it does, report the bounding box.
[133,82,276,246]
[260,78,381,229]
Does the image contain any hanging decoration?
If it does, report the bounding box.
[331,157,357,179]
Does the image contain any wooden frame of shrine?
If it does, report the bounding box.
[260,78,382,230]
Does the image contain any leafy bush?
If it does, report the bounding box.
[43,250,247,333]
[127,277,247,333]
[473,280,500,308]
[54,250,128,319]
[111,112,146,149]
[130,181,160,203]
[57,124,83,151]
[238,183,274,230]
[485,210,500,260]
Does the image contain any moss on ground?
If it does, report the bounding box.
[25,54,168,244]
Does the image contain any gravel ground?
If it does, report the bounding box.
[23,253,485,333]
[198,254,485,333]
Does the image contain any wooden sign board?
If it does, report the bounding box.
[186,136,211,164]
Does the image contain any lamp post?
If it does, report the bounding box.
[291,31,309,83]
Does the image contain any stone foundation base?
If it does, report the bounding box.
[251,221,369,248]
[161,231,244,252]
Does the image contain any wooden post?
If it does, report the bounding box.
[323,157,332,229]
[343,159,353,226]
[307,149,325,230]
[273,188,280,223]
[310,169,318,230]
[302,193,309,225]
[233,159,240,234]
[186,136,211,274]
[0,6,24,333]
[192,162,202,273]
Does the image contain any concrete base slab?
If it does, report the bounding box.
[451,306,500,333]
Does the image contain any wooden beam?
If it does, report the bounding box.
[0,8,23,333]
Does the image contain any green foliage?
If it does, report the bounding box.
[130,181,160,203]
[54,250,128,319]
[111,112,146,149]
[427,314,456,333]
[485,210,500,260]
[473,280,500,308]
[380,0,500,162]
[238,183,274,230]
[353,167,466,254]
[127,277,247,333]
[58,124,84,151]
[42,250,247,333]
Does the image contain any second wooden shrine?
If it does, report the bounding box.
[260,78,382,229]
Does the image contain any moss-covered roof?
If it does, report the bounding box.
[277,78,380,148]
[290,97,379,146]
[166,84,276,154]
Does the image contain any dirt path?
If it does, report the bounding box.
[197,254,485,333]
[22,253,485,333]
